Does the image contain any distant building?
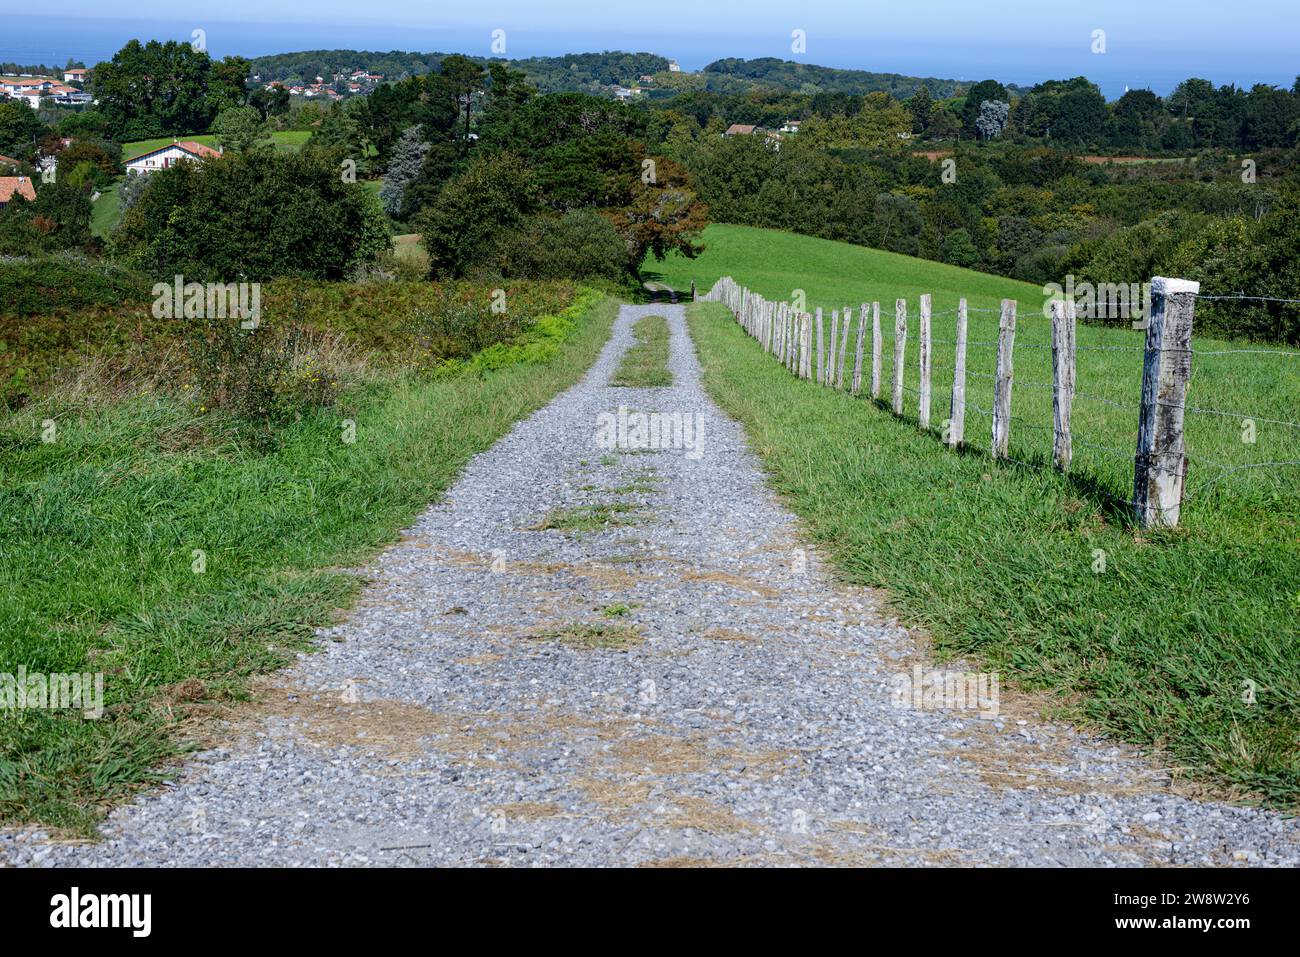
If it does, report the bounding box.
[0,176,37,207]
[0,153,20,172]
[667,59,681,72]
[779,119,801,133]
[62,68,88,83]
[123,140,221,175]
[724,123,757,137]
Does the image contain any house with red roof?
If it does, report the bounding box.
[0,176,37,207]
[123,140,222,175]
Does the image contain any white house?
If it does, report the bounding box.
[63,68,88,84]
[123,140,222,175]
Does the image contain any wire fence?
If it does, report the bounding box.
[700,277,1300,527]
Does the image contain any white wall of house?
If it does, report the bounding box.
[124,145,206,174]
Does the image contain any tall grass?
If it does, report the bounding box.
[0,294,619,833]
[689,299,1300,806]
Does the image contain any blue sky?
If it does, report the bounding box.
[11,1,1300,97]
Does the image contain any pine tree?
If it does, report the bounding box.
[379,124,430,220]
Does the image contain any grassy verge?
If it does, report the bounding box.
[688,300,1300,807]
[0,294,619,834]
[610,314,672,387]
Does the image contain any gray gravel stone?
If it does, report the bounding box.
[4,303,1297,867]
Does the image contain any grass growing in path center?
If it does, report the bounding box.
[610,314,672,387]
[688,300,1300,808]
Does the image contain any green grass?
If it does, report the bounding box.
[120,130,310,162]
[689,297,1300,806]
[610,314,672,387]
[653,224,1300,521]
[529,502,640,533]
[538,622,644,651]
[89,180,120,238]
[0,293,619,834]
[647,222,1043,311]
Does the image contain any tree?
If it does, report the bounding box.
[909,85,933,135]
[961,80,1007,137]
[379,124,430,219]
[90,40,220,140]
[114,150,390,280]
[414,151,540,278]
[211,106,270,153]
[606,155,708,274]
[0,178,93,254]
[976,100,1010,140]
[248,85,291,122]
[0,100,45,157]
[939,228,980,268]
[116,170,151,220]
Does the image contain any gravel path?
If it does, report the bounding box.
[7,303,1298,867]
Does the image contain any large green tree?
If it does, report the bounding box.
[114,150,390,280]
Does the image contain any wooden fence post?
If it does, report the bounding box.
[991,299,1017,459]
[871,302,882,399]
[949,299,968,449]
[815,308,825,385]
[918,294,932,429]
[892,299,907,415]
[852,303,867,395]
[1134,277,1198,528]
[1050,298,1076,471]
[801,313,811,380]
[690,280,697,302]
[837,307,851,388]
[828,310,839,386]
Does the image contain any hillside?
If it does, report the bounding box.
[646,223,1043,310]
[246,49,994,99]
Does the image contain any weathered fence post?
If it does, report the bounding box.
[991,299,1017,459]
[1134,277,1198,528]
[918,294,932,429]
[837,307,851,388]
[949,298,968,449]
[871,302,882,399]
[892,299,907,415]
[815,308,825,385]
[691,280,697,302]
[852,303,867,395]
[801,313,811,380]
[828,310,839,386]
[1050,297,1076,471]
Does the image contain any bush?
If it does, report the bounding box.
[488,209,627,281]
[414,152,539,279]
[0,181,94,255]
[114,150,391,281]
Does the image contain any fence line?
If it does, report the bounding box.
[697,275,1298,528]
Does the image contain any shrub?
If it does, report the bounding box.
[114,150,391,281]
[414,152,540,279]
[489,209,627,281]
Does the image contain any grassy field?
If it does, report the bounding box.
[610,314,672,387]
[0,290,618,833]
[653,224,1300,524]
[680,225,1299,805]
[89,180,120,238]
[120,130,311,161]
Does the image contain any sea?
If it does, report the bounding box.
[5,14,1294,99]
